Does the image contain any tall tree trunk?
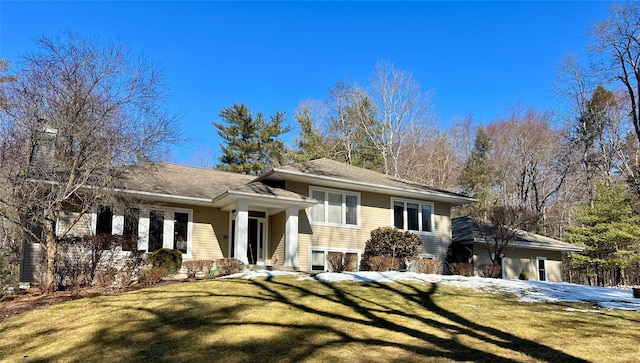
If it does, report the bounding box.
[44,230,57,294]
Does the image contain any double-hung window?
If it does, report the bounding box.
[392,198,434,234]
[309,187,359,227]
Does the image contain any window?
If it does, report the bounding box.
[309,248,360,271]
[122,208,139,251]
[92,205,192,256]
[96,205,113,235]
[392,199,434,234]
[311,250,326,271]
[124,208,139,236]
[173,211,189,254]
[309,188,360,227]
[537,257,547,281]
[148,210,164,253]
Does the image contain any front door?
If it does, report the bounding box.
[231,216,266,265]
[247,217,265,265]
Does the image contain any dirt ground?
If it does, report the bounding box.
[0,281,182,322]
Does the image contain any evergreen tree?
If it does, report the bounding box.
[459,127,494,210]
[565,182,640,286]
[214,103,290,175]
[289,106,327,163]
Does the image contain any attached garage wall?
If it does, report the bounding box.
[473,243,564,282]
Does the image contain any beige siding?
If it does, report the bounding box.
[473,243,564,282]
[157,203,229,261]
[425,202,451,260]
[58,211,92,237]
[269,211,285,266]
[190,206,229,261]
[286,180,453,270]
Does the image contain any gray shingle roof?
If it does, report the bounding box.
[120,162,253,200]
[452,216,583,252]
[261,158,474,202]
[224,182,316,202]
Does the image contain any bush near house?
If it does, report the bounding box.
[367,256,399,272]
[413,257,443,274]
[519,270,529,280]
[361,227,422,271]
[183,260,217,278]
[53,235,144,291]
[447,262,474,276]
[477,264,501,278]
[147,248,182,274]
[216,258,244,276]
[326,252,358,272]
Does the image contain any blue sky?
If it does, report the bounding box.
[1,1,612,165]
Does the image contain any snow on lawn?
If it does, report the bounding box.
[226,270,640,312]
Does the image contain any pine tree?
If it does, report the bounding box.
[289,107,327,163]
[459,127,494,210]
[214,103,290,175]
[565,182,640,286]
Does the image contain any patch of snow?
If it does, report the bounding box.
[564,307,603,314]
[224,270,640,311]
[220,269,301,280]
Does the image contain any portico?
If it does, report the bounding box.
[211,182,316,267]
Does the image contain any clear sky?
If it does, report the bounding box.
[1,1,613,165]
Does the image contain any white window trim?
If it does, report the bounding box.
[536,256,548,281]
[390,198,435,236]
[308,186,361,228]
[309,246,361,272]
[91,205,193,258]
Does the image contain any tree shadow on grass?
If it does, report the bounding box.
[18,277,594,362]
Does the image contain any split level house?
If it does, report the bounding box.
[19,158,582,283]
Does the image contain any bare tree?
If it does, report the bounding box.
[591,2,640,145]
[473,206,539,266]
[0,32,180,293]
[487,107,568,231]
[367,61,435,178]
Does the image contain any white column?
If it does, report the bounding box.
[285,207,299,268]
[138,209,149,251]
[112,207,124,235]
[234,200,249,264]
[163,211,174,249]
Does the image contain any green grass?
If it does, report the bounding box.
[1,275,639,362]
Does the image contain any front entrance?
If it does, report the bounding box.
[231,215,266,265]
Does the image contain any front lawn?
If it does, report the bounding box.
[1,274,638,362]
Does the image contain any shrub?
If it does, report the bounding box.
[216,258,244,276]
[326,252,358,272]
[447,262,474,276]
[478,264,502,278]
[54,234,142,290]
[368,256,399,272]
[139,267,169,285]
[147,248,182,274]
[413,258,443,274]
[183,260,217,278]
[519,269,529,280]
[361,227,422,271]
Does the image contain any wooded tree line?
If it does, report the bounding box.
[212,3,640,286]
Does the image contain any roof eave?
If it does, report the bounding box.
[261,168,477,205]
